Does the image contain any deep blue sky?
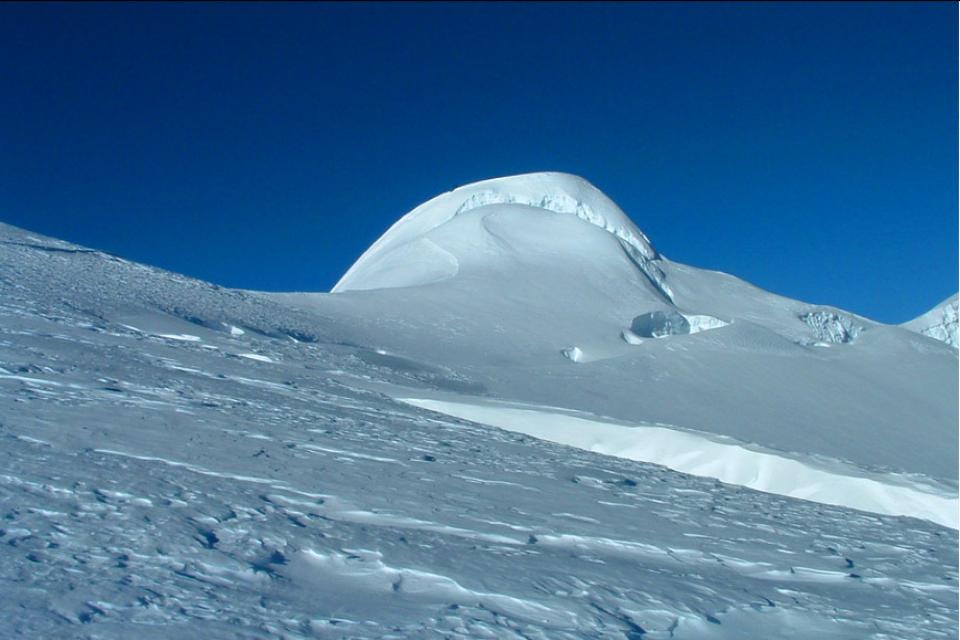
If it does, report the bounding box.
[1,2,956,323]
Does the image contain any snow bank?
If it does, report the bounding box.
[399,397,958,529]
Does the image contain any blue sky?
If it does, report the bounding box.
[1,2,956,323]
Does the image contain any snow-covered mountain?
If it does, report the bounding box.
[904,293,959,349]
[280,173,958,527]
[0,174,956,639]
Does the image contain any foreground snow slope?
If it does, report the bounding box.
[904,293,959,349]
[280,173,958,516]
[0,221,956,639]
[397,397,956,528]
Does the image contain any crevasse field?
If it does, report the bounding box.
[1,173,957,639]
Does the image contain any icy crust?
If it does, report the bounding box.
[623,311,729,342]
[904,294,959,349]
[800,310,864,344]
[333,172,673,300]
[631,310,691,338]
[685,314,730,334]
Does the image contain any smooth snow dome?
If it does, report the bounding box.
[333,172,670,300]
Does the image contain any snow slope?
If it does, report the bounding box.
[279,173,957,525]
[904,293,959,349]
[0,172,957,639]
[399,397,956,528]
[0,220,956,639]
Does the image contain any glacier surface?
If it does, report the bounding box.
[904,293,959,349]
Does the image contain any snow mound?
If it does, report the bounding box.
[903,294,958,349]
[333,172,672,300]
[799,309,864,344]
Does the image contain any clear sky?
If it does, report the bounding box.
[1,2,956,323]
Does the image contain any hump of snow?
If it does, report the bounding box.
[903,294,958,349]
[333,172,672,299]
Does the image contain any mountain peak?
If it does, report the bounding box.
[332,172,668,298]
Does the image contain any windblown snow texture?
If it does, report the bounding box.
[0,173,957,639]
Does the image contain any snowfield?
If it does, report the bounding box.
[0,173,957,639]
